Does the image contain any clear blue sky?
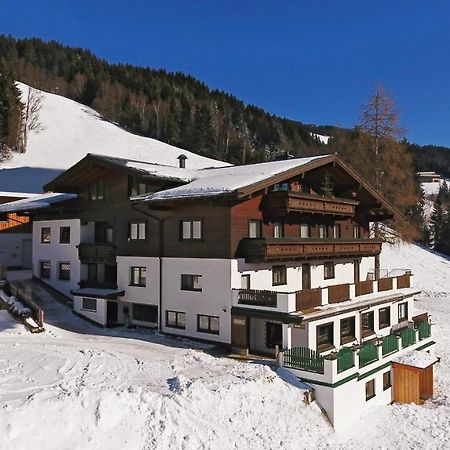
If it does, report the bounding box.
[1,0,449,146]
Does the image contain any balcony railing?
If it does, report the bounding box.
[78,243,115,263]
[237,289,277,308]
[263,191,358,217]
[238,238,382,262]
[235,272,415,313]
[279,321,432,384]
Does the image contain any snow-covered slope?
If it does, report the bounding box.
[0,83,228,193]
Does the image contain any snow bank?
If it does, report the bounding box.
[0,291,31,316]
[393,350,438,369]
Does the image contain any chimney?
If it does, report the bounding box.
[177,154,187,168]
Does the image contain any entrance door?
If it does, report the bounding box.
[21,239,32,269]
[107,301,118,325]
[354,260,360,283]
[302,263,311,290]
[231,315,249,351]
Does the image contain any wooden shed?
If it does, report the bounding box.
[392,351,438,405]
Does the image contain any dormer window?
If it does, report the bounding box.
[89,180,104,201]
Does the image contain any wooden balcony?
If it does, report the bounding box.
[355,280,373,296]
[237,238,382,262]
[78,243,115,263]
[328,283,351,303]
[237,289,277,308]
[296,288,322,310]
[263,191,358,217]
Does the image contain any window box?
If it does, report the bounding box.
[181,274,202,291]
[197,314,220,334]
[166,310,186,329]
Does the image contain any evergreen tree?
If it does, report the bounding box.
[430,194,445,247]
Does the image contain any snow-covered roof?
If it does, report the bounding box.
[0,191,39,199]
[392,350,438,369]
[0,192,77,213]
[134,155,331,202]
[71,288,125,299]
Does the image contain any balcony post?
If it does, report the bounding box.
[372,280,378,293]
[321,287,328,306]
[392,277,398,290]
[349,283,356,300]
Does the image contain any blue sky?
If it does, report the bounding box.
[1,0,449,146]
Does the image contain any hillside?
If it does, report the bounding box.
[0,83,228,193]
[0,35,326,166]
[0,241,449,449]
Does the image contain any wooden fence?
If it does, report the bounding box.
[283,346,324,374]
[238,289,277,308]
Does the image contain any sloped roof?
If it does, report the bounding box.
[0,192,77,213]
[134,155,332,201]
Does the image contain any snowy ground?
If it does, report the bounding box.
[1,242,449,450]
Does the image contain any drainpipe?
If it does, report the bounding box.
[131,204,165,331]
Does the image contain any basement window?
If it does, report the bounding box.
[166,311,186,329]
[365,379,376,401]
[132,304,158,323]
[197,314,220,334]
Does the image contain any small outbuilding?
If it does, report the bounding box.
[392,350,438,404]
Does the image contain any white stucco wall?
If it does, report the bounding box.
[73,295,108,326]
[233,257,366,292]
[0,233,32,267]
[32,219,81,298]
[161,258,233,343]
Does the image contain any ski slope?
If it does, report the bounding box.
[0,242,449,449]
[0,83,228,193]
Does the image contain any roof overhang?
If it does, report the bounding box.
[231,306,303,324]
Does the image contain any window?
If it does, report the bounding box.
[181,219,202,240]
[398,302,408,322]
[266,322,283,349]
[273,222,284,238]
[383,371,391,391]
[324,262,335,279]
[197,314,220,334]
[272,265,287,286]
[95,222,113,243]
[340,317,356,344]
[59,226,70,244]
[362,311,375,337]
[271,182,289,192]
[0,213,7,223]
[40,261,51,279]
[319,224,328,239]
[130,266,146,287]
[58,262,70,281]
[89,180,104,201]
[87,263,98,282]
[353,225,361,239]
[81,297,97,312]
[128,176,147,197]
[132,304,158,322]
[317,323,334,351]
[241,274,250,290]
[300,223,310,238]
[248,219,262,238]
[181,274,202,291]
[365,379,375,401]
[166,310,186,329]
[129,222,146,241]
[379,307,391,329]
[41,227,51,244]
[333,224,341,239]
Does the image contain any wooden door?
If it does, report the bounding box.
[302,263,311,290]
[231,315,248,351]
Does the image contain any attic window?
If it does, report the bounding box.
[89,180,104,201]
[128,176,146,197]
[177,154,187,169]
